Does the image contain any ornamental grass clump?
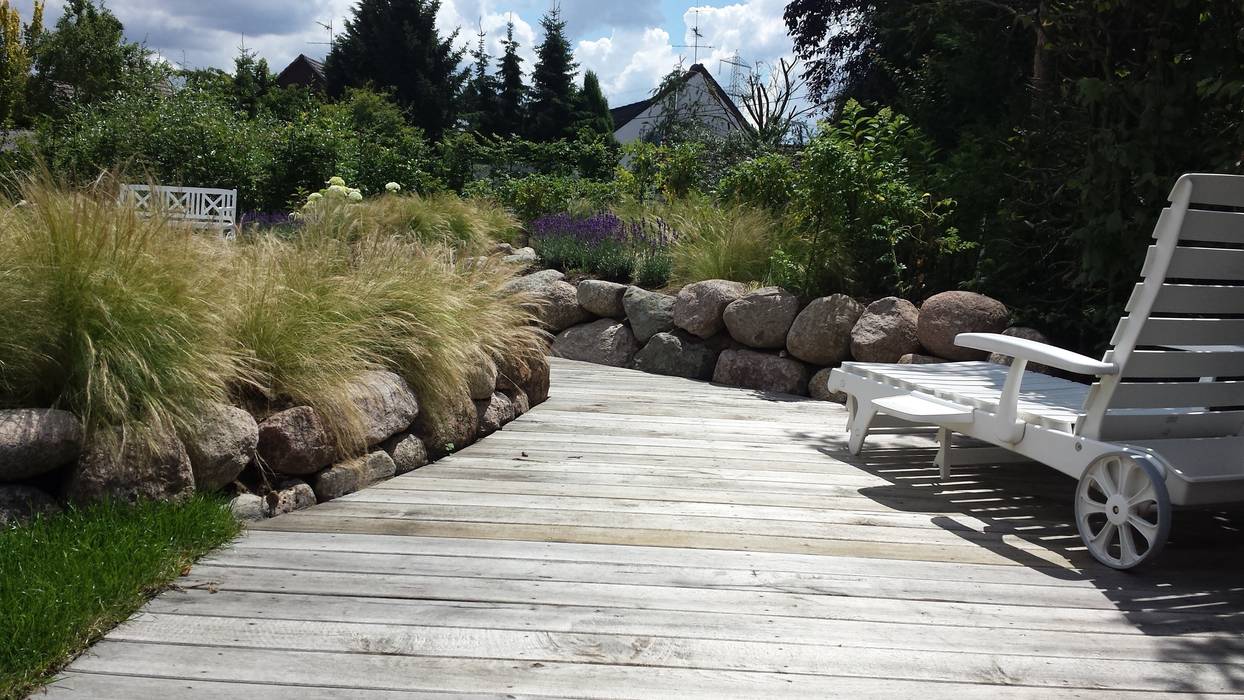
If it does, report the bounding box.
[663,198,780,287]
[0,174,245,448]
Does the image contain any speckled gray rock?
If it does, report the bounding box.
[412,392,479,457]
[786,295,865,366]
[898,353,949,365]
[382,433,429,474]
[808,368,847,403]
[622,286,676,343]
[257,406,335,476]
[0,409,83,481]
[918,291,1009,361]
[0,485,60,525]
[850,297,921,363]
[723,287,801,349]
[552,319,640,367]
[713,349,812,396]
[674,280,749,339]
[535,281,594,332]
[314,451,396,502]
[501,268,565,295]
[633,331,719,380]
[502,246,538,265]
[467,358,499,401]
[509,389,531,416]
[65,429,194,505]
[989,326,1053,374]
[228,493,266,521]
[183,403,258,492]
[264,479,316,517]
[476,392,517,437]
[577,279,628,318]
[347,371,420,446]
[491,242,515,256]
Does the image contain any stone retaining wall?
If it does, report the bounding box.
[0,352,550,525]
[519,270,1045,399]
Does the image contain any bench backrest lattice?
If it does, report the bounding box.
[119,184,238,239]
[1081,173,1244,442]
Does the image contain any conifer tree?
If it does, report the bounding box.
[527,7,577,141]
[495,19,526,135]
[461,27,499,133]
[574,70,612,138]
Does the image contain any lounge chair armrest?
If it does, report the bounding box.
[955,333,1119,376]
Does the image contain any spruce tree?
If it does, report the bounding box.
[574,70,613,137]
[461,28,499,133]
[495,20,526,135]
[527,7,577,141]
[325,0,466,137]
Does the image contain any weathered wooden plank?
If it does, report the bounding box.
[39,672,510,699]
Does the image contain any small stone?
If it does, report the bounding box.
[552,319,640,367]
[382,433,429,474]
[509,389,531,416]
[183,403,258,493]
[673,279,748,338]
[577,279,628,318]
[723,287,801,349]
[502,247,538,265]
[633,330,720,380]
[918,291,1009,361]
[491,242,515,256]
[0,485,61,525]
[256,407,335,476]
[850,297,921,363]
[313,451,396,502]
[0,408,83,482]
[264,479,316,517]
[808,368,847,403]
[65,429,195,505]
[623,286,676,343]
[228,493,266,521]
[713,349,812,396]
[785,295,865,366]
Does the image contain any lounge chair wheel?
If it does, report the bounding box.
[1075,453,1171,570]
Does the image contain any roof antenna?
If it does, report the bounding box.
[310,19,335,52]
[673,10,714,65]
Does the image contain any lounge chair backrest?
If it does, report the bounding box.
[1080,174,1244,440]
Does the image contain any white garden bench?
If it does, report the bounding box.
[119,184,238,239]
[829,173,1244,569]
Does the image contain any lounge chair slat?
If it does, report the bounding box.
[1118,318,1244,346]
[1100,410,1244,440]
[1156,208,1244,243]
[1123,349,1244,378]
[1107,380,1244,408]
[1131,283,1244,314]
[1142,245,1244,281]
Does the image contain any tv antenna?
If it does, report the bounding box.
[673,10,714,65]
[309,20,336,51]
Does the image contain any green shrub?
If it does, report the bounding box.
[719,154,797,212]
[467,174,618,222]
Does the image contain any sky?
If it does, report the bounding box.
[11,0,797,109]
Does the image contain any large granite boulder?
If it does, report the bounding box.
[183,403,259,492]
[623,286,676,343]
[633,331,720,380]
[498,350,550,406]
[413,393,479,457]
[0,485,61,525]
[264,479,316,517]
[65,430,194,505]
[466,358,499,401]
[381,433,429,474]
[313,451,396,502]
[723,287,801,349]
[807,368,847,403]
[850,297,921,363]
[257,406,335,476]
[347,370,420,446]
[502,269,565,295]
[918,291,1009,361]
[786,294,864,366]
[552,319,640,367]
[535,281,594,332]
[989,326,1053,373]
[509,389,531,417]
[577,280,628,318]
[0,409,83,482]
[674,280,748,338]
[476,392,517,437]
[713,349,812,396]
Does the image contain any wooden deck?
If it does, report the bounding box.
[45,359,1244,698]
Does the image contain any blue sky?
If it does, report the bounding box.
[12,0,797,106]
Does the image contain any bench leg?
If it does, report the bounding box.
[934,428,953,480]
[847,399,878,455]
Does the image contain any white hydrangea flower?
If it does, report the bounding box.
[348,190,364,202]
[307,192,323,203]
[385,182,401,193]
[327,184,349,197]
[327,176,346,187]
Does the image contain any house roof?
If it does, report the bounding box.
[276,54,326,89]
[609,64,749,133]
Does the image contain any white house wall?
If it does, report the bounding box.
[614,72,742,145]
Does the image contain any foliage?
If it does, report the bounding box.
[466,174,618,223]
[461,28,501,134]
[325,0,467,138]
[0,174,245,448]
[527,8,578,141]
[0,0,41,126]
[528,211,673,285]
[435,131,617,191]
[495,20,526,135]
[575,71,613,138]
[719,153,797,213]
[0,495,240,698]
[664,198,782,287]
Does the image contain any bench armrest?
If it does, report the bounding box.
[955,333,1119,376]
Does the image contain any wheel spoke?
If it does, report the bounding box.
[1092,461,1119,497]
[1128,514,1159,545]
[1078,493,1107,514]
[1118,524,1140,564]
[1090,521,1117,551]
[1128,482,1157,508]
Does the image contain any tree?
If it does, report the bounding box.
[573,70,612,138]
[29,0,149,115]
[740,58,819,146]
[461,27,499,133]
[527,8,577,141]
[325,0,466,138]
[0,0,41,126]
[232,47,274,119]
[495,19,526,135]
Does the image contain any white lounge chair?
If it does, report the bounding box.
[829,173,1244,569]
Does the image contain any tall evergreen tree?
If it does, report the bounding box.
[527,7,577,141]
[461,27,499,133]
[573,70,612,137]
[30,0,148,114]
[325,0,466,137]
[495,20,525,135]
[232,47,274,119]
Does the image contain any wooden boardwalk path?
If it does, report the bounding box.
[45,359,1244,698]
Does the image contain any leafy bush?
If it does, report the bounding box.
[467,174,618,222]
[719,154,797,212]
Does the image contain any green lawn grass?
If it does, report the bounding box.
[0,496,241,698]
